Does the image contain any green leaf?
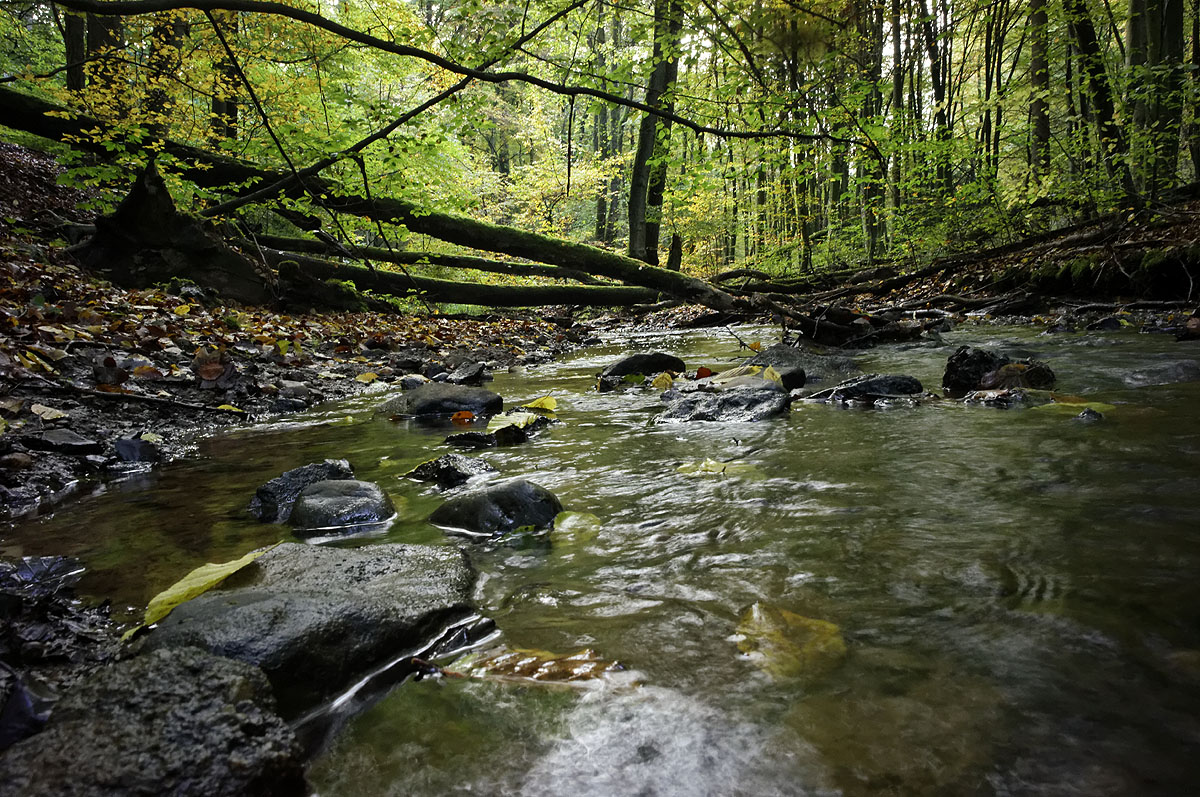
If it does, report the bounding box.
[1031,400,1117,415]
[486,410,540,433]
[620,373,645,385]
[522,395,558,411]
[551,511,602,544]
[123,544,277,641]
[735,602,846,680]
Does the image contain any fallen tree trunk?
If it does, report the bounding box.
[0,86,739,313]
[239,234,605,284]
[258,247,660,306]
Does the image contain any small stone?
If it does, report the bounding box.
[600,352,686,379]
[430,479,563,537]
[114,437,160,463]
[289,479,395,533]
[446,361,487,386]
[1075,407,1104,422]
[249,459,355,522]
[407,453,497,489]
[27,429,103,455]
[398,374,430,390]
[0,452,33,470]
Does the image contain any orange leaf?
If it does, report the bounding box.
[696,366,714,379]
[451,411,475,426]
[748,341,762,352]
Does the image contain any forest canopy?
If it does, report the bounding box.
[0,0,1196,285]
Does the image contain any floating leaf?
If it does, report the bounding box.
[123,545,277,641]
[446,646,624,684]
[735,602,846,680]
[355,372,379,384]
[451,410,475,425]
[30,403,68,421]
[651,372,674,390]
[1031,400,1117,415]
[522,395,558,411]
[551,511,602,544]
[677,458,759,477]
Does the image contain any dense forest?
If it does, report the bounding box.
[1,0,1196,294]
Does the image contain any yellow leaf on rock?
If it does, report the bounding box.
[762,365,784,385]
[216,404,245,412]
[31,403,68,421]
[123,545,277,641]
[748,341,763,352]
[651,372,674,390]
[355,372,379,384]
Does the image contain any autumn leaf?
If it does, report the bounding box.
[748,341,763,352]
[173,304,192,316]
[522,395,558,411]
[216,404,245,412]
[696,366,714,379]
[651,371,674,390]
[355,372,379,383]
[30,403,68,421]
[451,410,475,425]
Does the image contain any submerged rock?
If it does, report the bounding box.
[378,383,503,417]
[429,479,562,537]
[943,346,1055,397]
[657,386,790,422]
[0,646,305,796]
[142,543,475,715]
[288,479,395,533]
[248,459,354,523]
[600,352,686,379]
[808,373,923,402]
[749,343,858,384]
[407,453,497,489]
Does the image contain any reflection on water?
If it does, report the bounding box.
[7,325,1200,794]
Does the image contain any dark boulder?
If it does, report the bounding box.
[141,543,475,715]
[657,386,791,422]
[600,352,686,379]
[25,429,103,455]
[377,383,503,417]
[429,479,563,538]
[943,346,1055,397]
[446,361,487,386]
[407,453,497,489]
[809,374,924,402]
[0,647,305,797]
[248,459,354,523]
[288,480,395,534]
[114,437,159,463]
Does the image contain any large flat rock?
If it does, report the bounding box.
[142,543,475,715]
[0,647,304,797]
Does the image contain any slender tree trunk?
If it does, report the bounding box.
[63,11,86,94]
[85,12,126,116]
[145,11,185,135]
[1029,0,1051,179]
[210,10,238,141]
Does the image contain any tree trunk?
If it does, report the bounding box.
[209,10,238,141]
[0,85,741,313]
[63,11,86,94]
[1029,0,1050,179]
[85,11,126,116]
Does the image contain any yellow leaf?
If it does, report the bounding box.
[522,395,558,411]
[651,372,674,390]
[123,545,277,641]
[748,341,763,352]
[216,404,245,412]
[736,602,846,680]
[139,432,164,443]
[317,371,341,379]
[762,365,783,385]
[173,304,192,315]
[30,403,68,421]
[355,372,379,383]
[487,410,540,433]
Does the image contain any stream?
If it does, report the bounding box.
[5,323,1200,795]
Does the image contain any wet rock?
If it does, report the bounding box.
[445,425,527,448]
[775,366,806,391]
[248,459,354,523]
[398,374,429,390]
[599,352,686,379]
[1123,360,1200,387]
[278,380,311,401]
[378,383,503,417]
[809,374,924,402]
[25,429,103,455]
[0,453,33,471]
[407,453,497,489]
[0,647,305,797]
[1086,316,1125,331]
[288,480,395,533]
[657,386,790,423]
[943,346,1055,397]
[749,343,858,384]
[114,437,159,463]
[446,361,487,386]
[429,479,563,537]
[962,388,1038,409]
[272,397,308,413]
[1075,407,1104,422]
[142,543,475,714]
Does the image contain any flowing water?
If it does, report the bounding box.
[6,324,1200,795]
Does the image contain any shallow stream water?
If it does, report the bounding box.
[6,324,1200,795]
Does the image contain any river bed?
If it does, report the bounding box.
[6,324,1200,795]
